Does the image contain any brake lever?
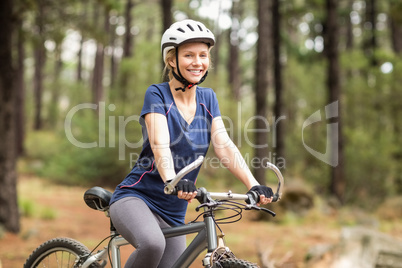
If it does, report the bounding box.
[245,204,276,217]
[195,201,219,212]
[259,206,276,217]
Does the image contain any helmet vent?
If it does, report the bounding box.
[177,28,185,33]
[187,24,195,31]
[197,25,203,31]
[169,37,177,40]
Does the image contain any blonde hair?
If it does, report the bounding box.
[162,49,176,81]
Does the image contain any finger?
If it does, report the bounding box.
[259,195,271,205]
[263,198,272,204]
[178,190,190,199]
[177,190,184,199]
[187,191,197,199]
[182,191,189,199]
[184,191,196,201]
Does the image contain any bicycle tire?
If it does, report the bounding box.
[24,237,99,268]
[212,258,259,268]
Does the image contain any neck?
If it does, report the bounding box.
[169,80,196,102]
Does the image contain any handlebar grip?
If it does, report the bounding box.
[272,194,280,202]
[246,191,259,205]
[246,190,280,204]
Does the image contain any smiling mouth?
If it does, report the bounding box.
[188,69,203,74]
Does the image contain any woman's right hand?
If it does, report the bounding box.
[176,179,198,202]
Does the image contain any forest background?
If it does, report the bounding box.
[0,0,401,247]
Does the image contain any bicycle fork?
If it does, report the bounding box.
[201,213,235,267]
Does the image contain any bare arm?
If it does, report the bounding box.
[211,116,273,205]
[211,116,260,190]
[144,113,175,182]
[144,113,197,201]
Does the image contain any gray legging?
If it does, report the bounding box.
[109,197,186,268]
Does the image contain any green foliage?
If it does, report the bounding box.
[24,104,140,187]
[16,0,402,208]
[19,198,36,218]
[40,207,58,220]
[18,198,57,220]
[282,57,330,189]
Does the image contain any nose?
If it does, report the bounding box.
[192,56,201,65]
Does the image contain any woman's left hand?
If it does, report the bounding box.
[247,185,274,206]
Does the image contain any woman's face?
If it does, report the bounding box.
[170,42,210,85]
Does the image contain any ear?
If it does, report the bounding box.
[169,59,176,68]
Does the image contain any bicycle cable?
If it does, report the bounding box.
[214,201,245,224]
[189,200,247,234]
[81,234,116,266]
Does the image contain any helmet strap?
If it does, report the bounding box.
[172,47,208,92]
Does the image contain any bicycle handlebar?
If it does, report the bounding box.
[164,156,284,203]
[195,187,277,217]
[265,161,284,202]
[164,156,205,195]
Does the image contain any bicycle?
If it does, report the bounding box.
[24,156,284,268]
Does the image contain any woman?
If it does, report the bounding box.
[109,19,273,268]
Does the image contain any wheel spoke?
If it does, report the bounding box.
[24,238,92,268]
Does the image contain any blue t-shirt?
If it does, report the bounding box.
[110,82,221,226]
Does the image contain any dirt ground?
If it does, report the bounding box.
[1,176,394,268]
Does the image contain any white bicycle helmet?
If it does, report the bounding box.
[161,19,215,61]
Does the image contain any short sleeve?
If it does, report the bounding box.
[140,85,169,118]
[210,90,221,118]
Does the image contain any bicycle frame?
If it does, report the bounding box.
[81,208,219,268]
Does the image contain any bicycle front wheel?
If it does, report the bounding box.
[24,237,93,268]
[213,258,259,268]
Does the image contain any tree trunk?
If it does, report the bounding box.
[0,0,20,233]
[124,0,134,58]
[160,0,173,32]
[76,3,87,83]
[110,23,118,88]
[364,0,377,66]
[48,46,62,127]
[118,0,135,98]
[228,0,242,100]
[15,19,26,156]
[77,35,84,82]
[389,2,402,194]
[389,2,402,54]
[91,5,108,104]
[92,46,104,104]
[325,0,345,203]
[272,0,285,163]
[254,0,272,184]
[345,0,354,50]
[33,0,46,130]
[211,2,223,75]
[160,0,173,81]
